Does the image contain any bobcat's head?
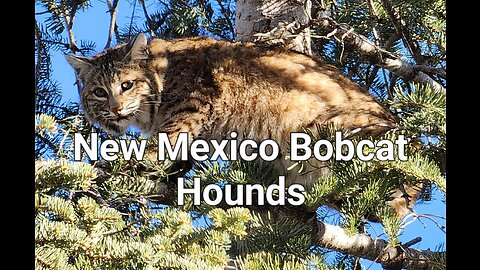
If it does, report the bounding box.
[65,33,153,135]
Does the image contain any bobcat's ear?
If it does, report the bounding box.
[64,54,92,74]
[125,33,149,61]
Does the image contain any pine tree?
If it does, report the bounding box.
[35,0,446,269]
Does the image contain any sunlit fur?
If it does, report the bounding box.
[67,34,421,219]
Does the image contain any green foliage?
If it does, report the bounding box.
[391,84,446,139]
[313,0,446,98]
[97,156,174,199]
[236,251,310,270]
[36,0,91,34]
[390,83,447,177]
[36,114,58,135]
[301,87,446,235]
[376,206,401,246]
[209,207,251,237]
[35,158,254,269]
[383,151,445,192]
[121,0,236,41]
[35,21,80,158]
[35,158,96,193]
[35,0,446,269]
[234,212,309,256]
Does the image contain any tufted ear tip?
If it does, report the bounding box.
[128,33,149,61]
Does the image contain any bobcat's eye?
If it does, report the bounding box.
[93,88,108,98]
[121,81,134,91]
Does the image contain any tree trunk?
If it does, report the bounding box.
[235,0,312,55]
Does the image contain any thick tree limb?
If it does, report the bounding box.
[313,13,446,95]
[315,221,444,269]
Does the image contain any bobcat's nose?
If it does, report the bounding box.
[113,106,125,116]
[112,101,138,118]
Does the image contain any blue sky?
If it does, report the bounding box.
[35,1,445,268]
[36,0,139,104]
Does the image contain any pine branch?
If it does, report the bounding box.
[35,159,97,194]
[379,0,425,64]
[383,152,445,193]
[35,19,45,89]
[41,0,85,96]
[36,194,77,223]
[312,12,446,95]
[139,0,155,37]
[235,251,312,270]
[315,220,444,269]
[215,0,235,38]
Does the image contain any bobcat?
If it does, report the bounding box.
[66,33,419,219]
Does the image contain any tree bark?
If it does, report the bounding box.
[315,221,442,269]
[235,0,312,55]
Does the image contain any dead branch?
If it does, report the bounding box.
[312,12,446,95]
[105,0,120,49]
